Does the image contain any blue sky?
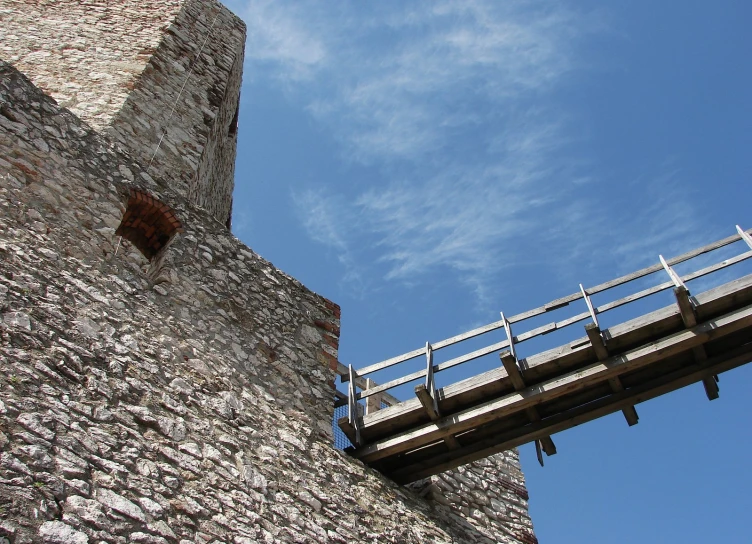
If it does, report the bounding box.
[223,1,752,542]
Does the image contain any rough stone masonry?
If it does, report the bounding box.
[0,1,537,543]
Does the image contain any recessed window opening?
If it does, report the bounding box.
[115,189,183,260]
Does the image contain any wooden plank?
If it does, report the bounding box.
[415,384,440,420]
[585,323,609,361]
[357,368,426,399]
[353,303,752,462]
[414,385,461,450]
[516,321,557,343]
[338,417,358,447]
[535,439,544,467]
[596,280,673,314]
[434,340,510,374]
[674,286,698,327]
[348,346,425,382]
[389,344,752,483]
[585,323,638,426]
[553,310,591,331]
[499,350,525,391]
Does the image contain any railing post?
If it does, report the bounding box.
[425,342,438,415]
[500,311,516,360]
[365,378,383,415]
[347,364,362,446]
[737,225,752,250]
[659,254,687,290]
[579,283,599,329]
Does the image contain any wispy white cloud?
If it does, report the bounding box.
[231,0,703,305]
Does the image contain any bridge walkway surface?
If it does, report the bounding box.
[337,225,752,484]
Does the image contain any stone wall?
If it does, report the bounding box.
[0,0,245,226]
[0,61,536,543]
[410,452,538,544]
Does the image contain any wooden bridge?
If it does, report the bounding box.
[336,225,752,484]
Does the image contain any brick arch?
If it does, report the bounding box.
[115,189,183,259]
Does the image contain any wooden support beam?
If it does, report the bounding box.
[585,323,639,426]
[415,384,440,420]
[500,350,557,456]
[499,350,526,391]
[673,286,719,400]
[339,417,359,448]
[415,385,461,451]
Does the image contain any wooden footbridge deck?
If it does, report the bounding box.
[337,225,752,484]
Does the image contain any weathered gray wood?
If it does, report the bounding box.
[500,350,556,455]
[585,323,638,426]
[356,273,752,442]
[336,362,399,406]
[500,350,525,391]
[585,323,609,361]
[737,225,752,250]
[673,287,718,400]
[501,312,517,360]
[674,286,697,327]
[347,364,361,446]
[338,416,358,448]
[580,284,599,328]
[389,344,752,483]
[415,384,440,421]
[425,342,438,415]
[354,303,752,463]
[535,439,544,467]
[660,255,687,289]
[516,321,558,343]
[414,385,461,450]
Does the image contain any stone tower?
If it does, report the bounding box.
[2,0,244,226]
[0,1,536,543]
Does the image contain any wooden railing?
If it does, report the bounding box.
[341,225,752,444]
